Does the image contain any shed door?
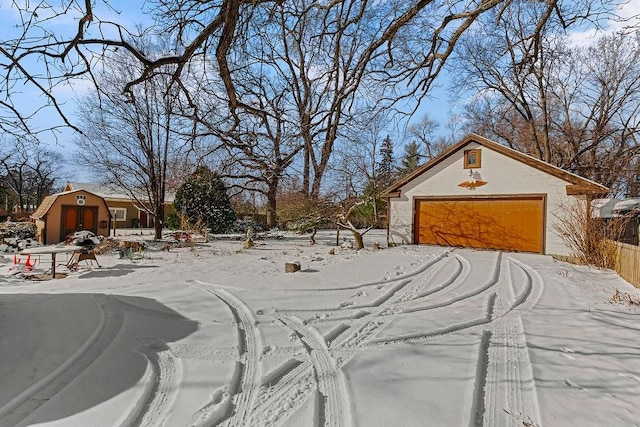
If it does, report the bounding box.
[415,196,544,253]
[61,206,98,241]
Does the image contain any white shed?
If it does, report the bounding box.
[382,134,608,256]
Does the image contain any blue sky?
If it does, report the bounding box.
[1,1,638,185]
[0,1,152,184]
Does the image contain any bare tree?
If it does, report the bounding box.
[2,0,614,142]
[560,33,640,195]
[406,114,442,160]
[336,199,374,250]
[453,3,568,162]
[455,9,640,195]
[332,112,399,226]
[202,104,304,229]
[75,42,190,239]
[27,147,64,208]
[0,139,63,212]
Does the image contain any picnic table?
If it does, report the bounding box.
[20,245,85,278]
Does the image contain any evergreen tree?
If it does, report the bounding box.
[398,140,423,175]
[377,135,395,188]
[174,167,236,234]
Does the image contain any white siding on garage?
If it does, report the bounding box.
[388,142,584,256]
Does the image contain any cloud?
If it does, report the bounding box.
[569,1,640,47]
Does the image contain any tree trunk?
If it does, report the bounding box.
[351,230,364,250]
[266,180,278,229]
[302,138,311,198]
[154,204,164,240]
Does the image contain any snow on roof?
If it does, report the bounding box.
[591,198,618,218]
[66,182,175,203]
[612,198,640,212]
[592,198,640,218]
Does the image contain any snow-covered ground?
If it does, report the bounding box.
[1,229,639,427]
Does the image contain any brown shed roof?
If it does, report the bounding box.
[30,189,113,220]
[30,194,57,220]
[382,133,609,197]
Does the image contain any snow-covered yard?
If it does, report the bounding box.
[0,230,639,427]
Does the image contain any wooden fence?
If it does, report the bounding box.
[612,241,640,288]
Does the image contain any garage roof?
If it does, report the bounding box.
[383,133,609,197]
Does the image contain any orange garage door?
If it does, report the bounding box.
[415,196,544,253]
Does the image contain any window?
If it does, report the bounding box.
[464,149,481,169]
[110,208,127,221]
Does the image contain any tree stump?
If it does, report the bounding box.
[285,261,301,273]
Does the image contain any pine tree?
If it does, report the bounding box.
[377,134,395,188]
[398,140,423,175]
[174,167,237,234]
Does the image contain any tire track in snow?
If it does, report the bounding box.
[396,254,467,303]
[276,250,454,317]
[121,339,181,427]
[361,254,545,349]
[196,253,542,426]
[469,254,515,427]
[403,252,502,313]
[413,254,469,299]
[255,253,545,427]
[190,283,262,427]
[250,360,316,426]
[470,330,492,427]
[334,252,495,349]
[0,295,124,427]
[367,292,497,346]
[478,256,543,427]
[483,318,542,427]
[274,313,348,427]
[505,257,544,314]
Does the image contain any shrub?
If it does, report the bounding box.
[276,191,335,230]
[174,167,237,234]
[553,198,629,269]
[0,221,37,240]
[166,212,180,230]
[228,217,265,234]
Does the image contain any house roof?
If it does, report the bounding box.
[382,133,609,197]
[30,189,113,220]
[592,198,640,218]
[65,182,175,203]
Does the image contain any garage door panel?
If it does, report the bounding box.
[416,197,544,253]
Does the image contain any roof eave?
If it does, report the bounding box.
[383,133,609,195]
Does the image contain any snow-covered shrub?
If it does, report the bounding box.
[228,217,265,234]
[0,221,37,240]
[174,167,237,234]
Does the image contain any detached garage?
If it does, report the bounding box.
[383,134,608,256]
